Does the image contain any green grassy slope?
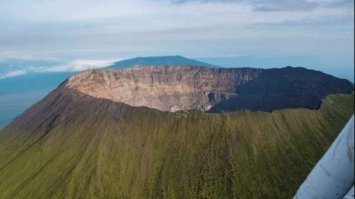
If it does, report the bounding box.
[0,90,353,199]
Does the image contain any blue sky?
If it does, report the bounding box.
[0,0,354,79]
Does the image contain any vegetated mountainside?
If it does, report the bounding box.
[111,55,217,68]
[68,66,353,112]
[0,83,353,198]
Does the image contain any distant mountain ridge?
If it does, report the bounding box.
[110,55,218,68]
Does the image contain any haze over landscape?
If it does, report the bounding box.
[0,0,354,198]
[0,0,353,79]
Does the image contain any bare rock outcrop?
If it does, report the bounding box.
[64,65,353,112]
[65,66,261,112]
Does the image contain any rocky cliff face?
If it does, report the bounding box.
[66,66,261,112]
[65,65,353,112]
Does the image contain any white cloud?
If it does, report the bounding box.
[0,51,61,61]
[0,59,117,80]
[0,70,27,79]
[0,0,352,32]
[0,0,352,58]
[305,0,346,4]
[0,0,352,77]
[39,59,117,72]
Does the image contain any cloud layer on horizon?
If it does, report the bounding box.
[0,0,352,53]
[0,59,117,80]
[0,0,353,79]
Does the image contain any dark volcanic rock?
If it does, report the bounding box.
[209,66,353,112]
